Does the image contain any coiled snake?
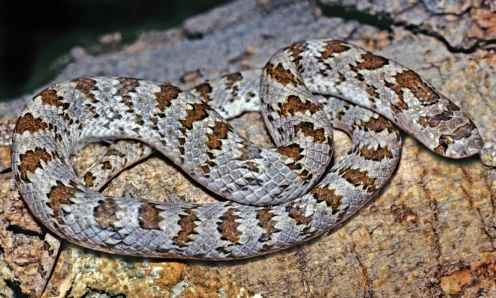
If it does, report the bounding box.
[11,39,483,259]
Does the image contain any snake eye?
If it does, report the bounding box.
[438,135,453,153]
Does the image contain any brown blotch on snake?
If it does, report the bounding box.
[47,181,76,225]
[279,95,321,116]
[217,209,243,243]
[105,148,127,158]
[256,210,280,242]
[339,167,377,188]
[353,53,389,71]
[287,41,307,68]
[205,121,230,150]
[71,78,96,100]
[265,62,304,87]
[287,206,312,226]
[173,209,199,247]
[94,198,122,230]
[359,145,393,161]
[155,84,181,111]
[18,148,52,182]
[117,77,139,94]
[362,116,394,133]
[384,80,409,114]
[395,70,439,105]
[294,121,327,143]
[15,113,50,135]
[39,88,66,108]
[138,202,164,230]
[275,143,303,161]
[319,40,350,60]
[311,187,344,213]
[179,102,211,131]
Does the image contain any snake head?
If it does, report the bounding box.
[424,99,483,159]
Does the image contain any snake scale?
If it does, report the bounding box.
[11,39,483,259]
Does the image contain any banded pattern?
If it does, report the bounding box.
[11,39,482,259]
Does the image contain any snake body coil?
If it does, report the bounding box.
[11,40,482,259]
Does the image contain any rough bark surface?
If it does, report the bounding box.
[0,0,495,297]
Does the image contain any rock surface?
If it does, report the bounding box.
[0,0,495,297]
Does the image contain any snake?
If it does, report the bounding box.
[11,39,483,260]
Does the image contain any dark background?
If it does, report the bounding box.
[0,0,231,101]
